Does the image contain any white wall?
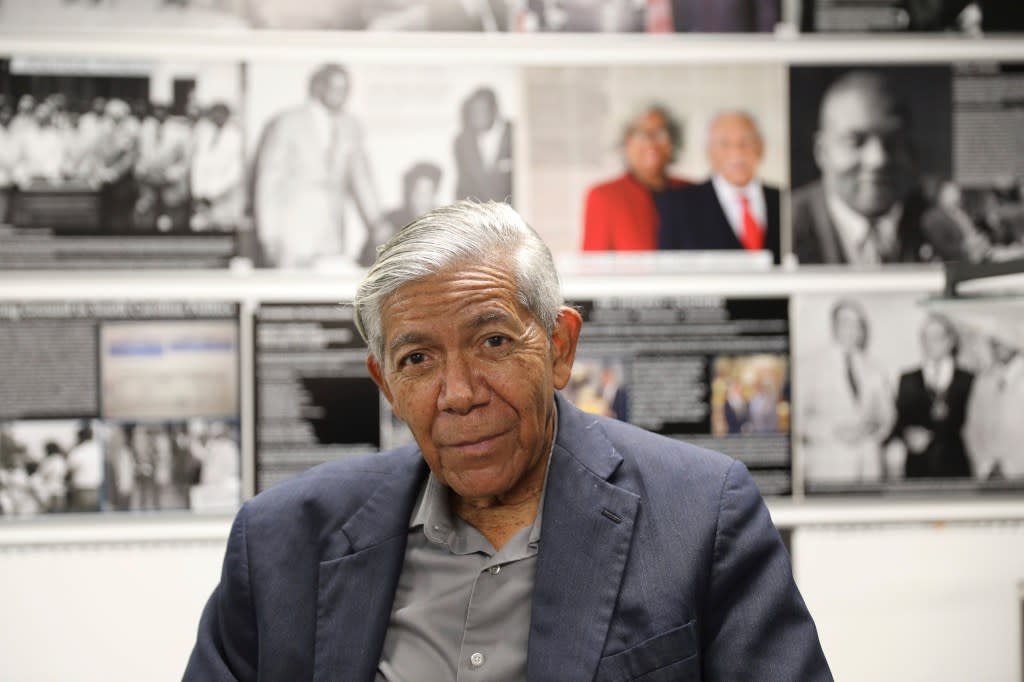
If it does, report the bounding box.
[794,523,1024,682]
[0,518,1022,681]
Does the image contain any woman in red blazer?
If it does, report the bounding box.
[582,105,690,251]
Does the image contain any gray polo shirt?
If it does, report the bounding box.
[376,443,552,681]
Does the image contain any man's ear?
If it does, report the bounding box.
[550,306,583,390]
[366,353,396,410]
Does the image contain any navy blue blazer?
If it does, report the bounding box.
[185,394,830,681]
[657,180,782,264]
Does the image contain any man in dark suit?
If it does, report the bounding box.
[658,110,782,263]
[453,86,513,204]
[185,201,831,681]
[791,70,950,265]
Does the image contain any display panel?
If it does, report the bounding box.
[792,291,1024,495]
[0,56,245,269]
[244,61,518,269]
[254,302,394,492]
[566,295,792,495]
[789,62,1024,266]
[799,1,1024,33]
[0,300,241,515]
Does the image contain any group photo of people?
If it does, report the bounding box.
[0,417,240,516]
[794,292,1024,493]
[0,59,244,235]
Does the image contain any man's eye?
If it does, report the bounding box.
[400,352,427,367]
[484,335,509,348]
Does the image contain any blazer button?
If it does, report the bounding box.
[469,652,485,668]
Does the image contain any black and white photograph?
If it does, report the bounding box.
[793,291,1024,494]
[521,64,787,258]
[0,416,240,516]
[0,56,245,269]
[798,0,1024,34]
[102,417,240,513]
[0,300,242,515]
[0,419,103,515]
[790,62,1024,267]
[245,62,518,269]
[789,65,952,265]
[570,296,793,495]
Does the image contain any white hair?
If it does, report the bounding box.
[354,200,563,362]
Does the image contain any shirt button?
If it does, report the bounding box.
[487,565,501,575]
[469,652,485,668]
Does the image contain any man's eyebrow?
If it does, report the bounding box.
[469,310,514,329]
[388,331,433,354]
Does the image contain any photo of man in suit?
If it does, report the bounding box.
[253,62,387,269]
[658,110,781,263]
[791,70,939,265]
[185,200,830,680]
[453,85,513,204]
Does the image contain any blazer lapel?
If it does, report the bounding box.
[527,396,640,681]
[313,455,428,682]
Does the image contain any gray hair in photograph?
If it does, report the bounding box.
[354,200,563,362]
[706,109,764,142]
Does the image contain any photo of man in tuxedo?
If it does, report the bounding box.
[657,110,781,263]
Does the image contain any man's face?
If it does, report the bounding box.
[318,71,349,113]
[468,95,496,132]
[814,83,913,218]
[367,259,581,505]
[707,113,763,188]
[920,318,954,362]
[624,110,674,183]
[834,306,864,352]
[408,176,438,216]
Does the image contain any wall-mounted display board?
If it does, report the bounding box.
[0,299,241,516]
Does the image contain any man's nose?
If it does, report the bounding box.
[860,135,889,168]
[437,355,485,414]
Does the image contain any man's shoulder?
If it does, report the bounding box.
[575,412,737,485]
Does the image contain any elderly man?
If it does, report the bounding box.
[792,70,941,265]
[185,201,830,680]
[253,62,386,269]
[658,110,782,263]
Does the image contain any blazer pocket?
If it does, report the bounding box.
[595,620,700,682]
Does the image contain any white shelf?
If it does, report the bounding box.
[0,30,1023,64]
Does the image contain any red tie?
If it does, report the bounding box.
[738,192,763,251]
[646,0,674,32]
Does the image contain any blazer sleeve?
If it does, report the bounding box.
[703,461,832,681]
[184,505,259,681]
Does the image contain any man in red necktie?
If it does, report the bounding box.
[656,110,782,263]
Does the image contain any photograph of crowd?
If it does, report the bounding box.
[0,57,244,260]
[793,292,1024,494]
[0,417,240,516]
